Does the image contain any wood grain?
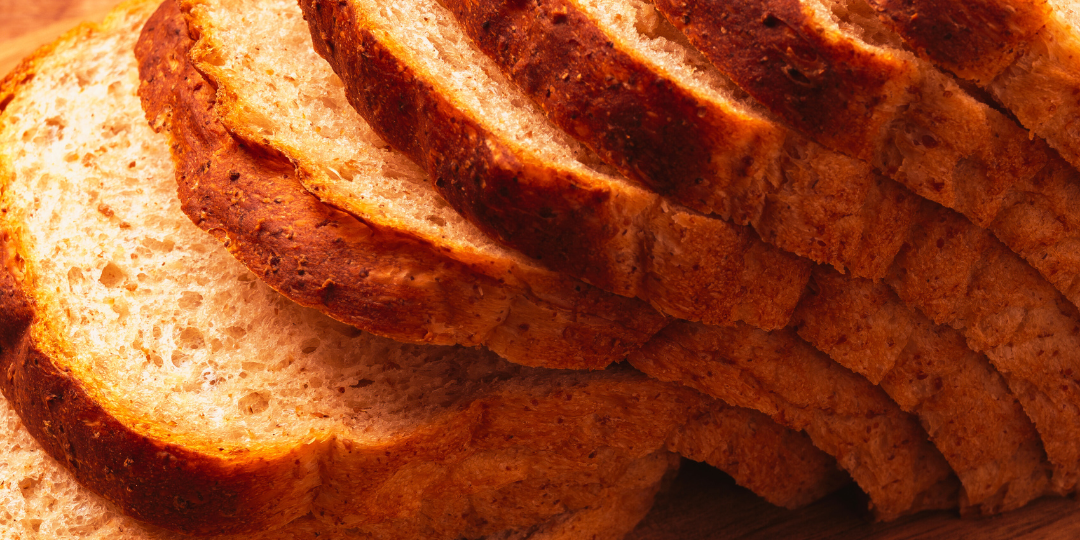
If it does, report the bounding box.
[3,1,1080,539]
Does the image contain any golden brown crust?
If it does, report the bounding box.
[865,0,1051,84]
[629,321,959,520]
[440,0,921,280]
[795,267,1053,513]
[655,0,915,161]
[137,0,669,370]
[441,0,763,209]
[298,0,812,329]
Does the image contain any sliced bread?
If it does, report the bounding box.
[866,0,1080,172]
[656,0,1080,314]
[440,0,920,279]
[630,321,961,520]
[144,0,849,514]
[138,0,669,371]
[794,266,1055,513]
[290,0,812,329]
[0,2,845,536]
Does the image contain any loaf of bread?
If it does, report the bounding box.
[0,1,852,537]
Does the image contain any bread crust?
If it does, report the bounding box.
[439,0,921,280]
[297,0,812,329]
[655,0,916,161]
[138,0,671,370]
[0,3,852,535]
[794,267,1054,513]
[658,0,1080,318]
[866,0,1050,84]
[629,320,960,520]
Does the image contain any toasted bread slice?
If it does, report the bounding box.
[866,0,1080,172]
[656,0,1080,313]
[139,0,671,371]
[290,0,811,329]
[795,267,1055,513]
[0,3,832,535]
[630,322,959,520]
[440,0,920,279]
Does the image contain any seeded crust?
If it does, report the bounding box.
[794,266,1054,513]
[438,0,919,279]
[0,2,847,535]
[657,0,1080,314]
[296,0,811,329]
[137,0,672,370]
[629,322,959,520]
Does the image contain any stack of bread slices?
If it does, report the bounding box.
[5,0,1080,537]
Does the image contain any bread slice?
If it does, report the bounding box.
[140,1,671,372]
[865,0,1080,172]
[655,0,1080,314]
[381,0,1055,514]
[0,2,848,535]
[147,0,850,513]
[0,391,675,540]
[439,0,920,279]
[289,0,812,329]
[629,322,959,520]
[794,267,1055,513]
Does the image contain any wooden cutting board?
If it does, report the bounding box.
[4,2,1080,539]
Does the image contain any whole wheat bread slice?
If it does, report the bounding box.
[0,2,851,535]
[439,0,920,279]
[656,0,1080,317]
[150,0,851,514]
[865,0,1080,173]
[138,0,672,372]
[290,0,811,329]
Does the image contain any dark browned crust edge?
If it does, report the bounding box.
[654,0,910,158]
[865,0,1050,84]
[442,0,926,283]
[140,0,671,370]
[300,0,629,292]
[441,0,735,207]
[297,0,813,330]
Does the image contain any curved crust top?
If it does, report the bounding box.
[140,0,671,369]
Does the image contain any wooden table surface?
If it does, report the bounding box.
[4,2,1080,539]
